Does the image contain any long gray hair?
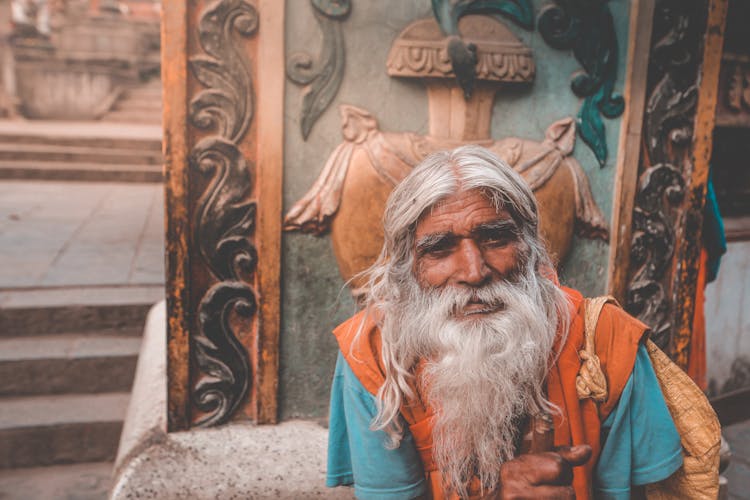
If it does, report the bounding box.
[359,145,570,445]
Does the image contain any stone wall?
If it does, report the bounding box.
[705,240,750,397]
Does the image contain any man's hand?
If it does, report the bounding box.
[497,444,592,499]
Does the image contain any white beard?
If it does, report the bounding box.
[382,274,561,497]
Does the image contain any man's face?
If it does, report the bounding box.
[413,188,522,317]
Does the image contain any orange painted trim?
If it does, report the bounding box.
[162,0,191,432]
[254,0,285,424]
[607,0,656,302]
[670,0,727,369]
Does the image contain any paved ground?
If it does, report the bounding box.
[0,180,163,289]
[0,419,746,499]
[0,461,112,500]
[726,419,750,500]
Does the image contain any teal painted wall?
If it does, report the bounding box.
[280,0,631,419]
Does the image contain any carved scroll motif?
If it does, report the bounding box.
[537,0,625,167]
[625,0,705,353]
[188,0,258,427]
[287,0,350,139]
[627,164,685,348]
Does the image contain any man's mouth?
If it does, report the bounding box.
[458,299,504,316]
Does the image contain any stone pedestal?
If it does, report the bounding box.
[111,302,351,499]
[11,12,159,120]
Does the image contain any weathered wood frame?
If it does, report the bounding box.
[607,0,656,302]
[607,0,727,368]
[162,0,284,431]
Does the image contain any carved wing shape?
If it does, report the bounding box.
[284,105,380,234]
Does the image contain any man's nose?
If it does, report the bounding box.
[454,238,491,286]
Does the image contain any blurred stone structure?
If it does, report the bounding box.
[9,0,159,119]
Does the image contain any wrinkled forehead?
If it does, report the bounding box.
[415,188,511,237]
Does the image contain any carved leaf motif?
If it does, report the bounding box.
[189,0,258,143]
[192,137,257,282]
[189,57,235,97]
[577,94,607,166]
[538,0,624,166]
[187,0,259,428]
[300,13,346,139]
[189,89,236,138]
[193,282,255,427]
[645,76,697,166]
[464,0,535,30]
[287,2,348,139]
[432,0,534,35]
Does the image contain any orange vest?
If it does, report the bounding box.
[333,287,648,499]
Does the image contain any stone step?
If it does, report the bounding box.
[0,117,160,135]
[0,393,129,468]
[0,285,164,337]
[0,133,161,151]
[115,87,161,99]
[0,124,161,151]
[0,159,162,182]
[101,110,162,125]
[120,95,161,106]
[111,99,162,113]
[0,461,113,500]
[0,334,141,396]
[124,86,161,97]
[0,143,162,165]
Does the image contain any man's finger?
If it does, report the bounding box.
[509,453,573,486]
[529,485,576,500]
[556,444,592,466]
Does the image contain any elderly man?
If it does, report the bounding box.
[325,145,697,499]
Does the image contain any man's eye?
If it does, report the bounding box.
[476,230,516,248]
[418,237,457,258]
[421,244,453,257]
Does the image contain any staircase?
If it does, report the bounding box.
[0,287,161,470]
[0,118,165,497]
[102,80,162,125]
[0,121,163,183]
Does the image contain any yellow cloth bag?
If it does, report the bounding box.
[579,297,721,499]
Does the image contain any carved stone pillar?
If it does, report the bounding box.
[608,0,727,368]
[162,0,284,430]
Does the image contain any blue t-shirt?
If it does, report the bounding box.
[327,345,683,499]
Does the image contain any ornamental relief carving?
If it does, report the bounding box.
[625,0,706,354]
[187,0,258,427]
[286,0,350,139]
[386,36,535,82]
[285,14,609,301]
